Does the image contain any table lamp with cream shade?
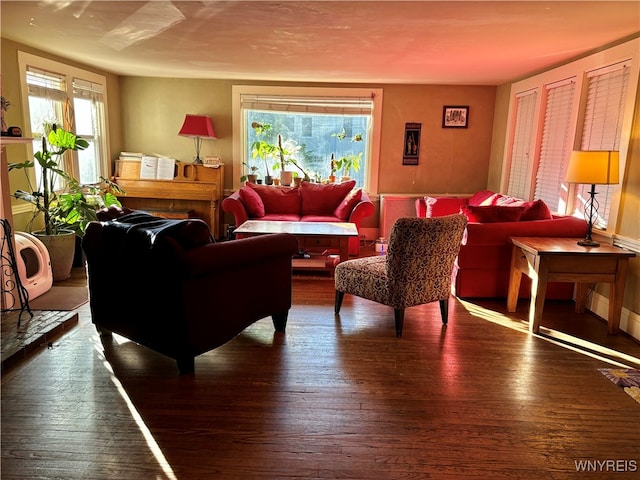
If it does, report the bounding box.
[565,150,619,247]
[178,114,217,164]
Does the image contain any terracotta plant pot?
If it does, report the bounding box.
[280,171,293,186]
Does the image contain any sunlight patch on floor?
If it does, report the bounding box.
[459,299,639,369]
[92,336,178,480]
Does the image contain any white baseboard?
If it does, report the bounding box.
[589,290,640,342]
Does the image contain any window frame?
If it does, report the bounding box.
[232,85,383,193]
[501,38,639,238]
[17,51,111,188]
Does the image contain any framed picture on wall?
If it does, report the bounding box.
[402,122,421,165]
[442,105,469,128]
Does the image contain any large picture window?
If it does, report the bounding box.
[233,86,383,192]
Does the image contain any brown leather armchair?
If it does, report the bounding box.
[82,208,298,374]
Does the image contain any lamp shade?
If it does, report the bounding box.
[565,150,619,185]
[178,114,217,139]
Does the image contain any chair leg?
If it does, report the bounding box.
[176,356,195,376]
[394,308,404,337]
[335,290,345,314]
[439,298,449,324]
[272,311,289,332]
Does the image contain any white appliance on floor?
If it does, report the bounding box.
[14,231,53,300]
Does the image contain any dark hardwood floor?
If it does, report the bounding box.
[2,255,639,479]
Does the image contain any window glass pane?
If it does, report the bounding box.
[27,96,64,191]
[245,110,369,186]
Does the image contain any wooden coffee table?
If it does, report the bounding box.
[234,220,359,268]
[507,237,635,334]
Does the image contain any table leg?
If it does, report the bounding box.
[574,283,590,313]
[338,238,350,264]
[608,258,629,335]
[528,256,550,334]
[507,245,523,313]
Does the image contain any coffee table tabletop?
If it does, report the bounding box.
[235,221,359,269]
[235,220,358,237]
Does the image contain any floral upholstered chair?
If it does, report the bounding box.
[334,214,467,337]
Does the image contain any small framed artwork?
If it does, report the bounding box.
[442,105,469,128]
[402,122,421,165]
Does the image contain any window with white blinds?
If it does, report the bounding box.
[534,79,576,212]
[19,52,109,186]
[507,89,537,199]
[576,61,630,228]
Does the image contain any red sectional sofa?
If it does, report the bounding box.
[415,190,588,299]
[222,180,375,256]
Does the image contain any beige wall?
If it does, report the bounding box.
[377,85,495,194]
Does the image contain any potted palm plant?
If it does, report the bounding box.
[9,123,121,280]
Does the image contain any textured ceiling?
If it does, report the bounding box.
[1,1,639,85]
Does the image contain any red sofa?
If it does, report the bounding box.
[222,180,375,256]
[415,190,588,299]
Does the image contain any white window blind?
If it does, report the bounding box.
[507,89,537,199]
[577,61,630,228]
[240,94,374,115]
[534,78,576,212]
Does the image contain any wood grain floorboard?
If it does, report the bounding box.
[1,264,639,479]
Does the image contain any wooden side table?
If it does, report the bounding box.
[507,237,635,334]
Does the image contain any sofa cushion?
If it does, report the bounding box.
[467,190,499,206]
[334,188,362,220]
[519,199,553,221]
[247,183,301,215]
[239,186,265,218]
[463,205,526,223]
[300,180,356,216]
[424,196,467,217]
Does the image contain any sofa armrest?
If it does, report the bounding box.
[221,191,249,227]
[347,191,375,225]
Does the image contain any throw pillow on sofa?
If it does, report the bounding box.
[462,205,526,223]
[239,186,265,217]
[519,199,554,221]
[246,183,301,215]
[300,180,356,216]
[424,196,467,217]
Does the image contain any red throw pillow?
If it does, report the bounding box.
[246,183,301,215]
[463,205,526,223]
[239,186,265,217]
[334,188,362,220]
[467,190,497,206]
[520,199,553,221]
[300,180,356,216]
[425,196,467,217]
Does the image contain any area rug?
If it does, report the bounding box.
[28,286,89,311]
[599,368,640,405]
